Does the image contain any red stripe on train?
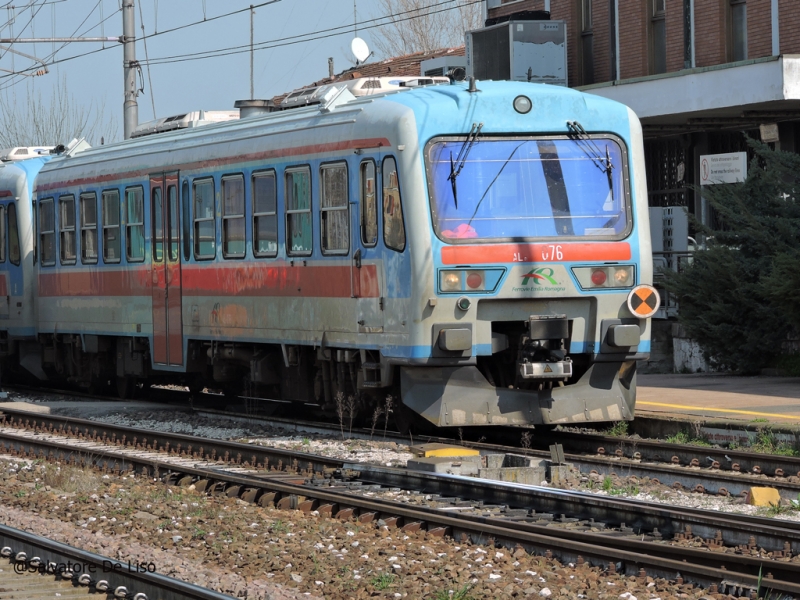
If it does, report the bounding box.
[38,263,380,298]
[441,242,632,265]
[35,138,392,193]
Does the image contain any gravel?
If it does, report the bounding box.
[0,458,754,600]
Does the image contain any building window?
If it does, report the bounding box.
[222,175,246,258]
[285,167,312,256]
[360,161,378,246]
[102,190,121,263]
[193,179,216,260]
[126,186,145,262]
[7,203,18,266]
[730,0,747,62]
[39,199,55,266]
[581,0,594,85]
[382,156,406,252]
[80,192,98,263]
[320,163,349,254]
[253,171,278,257]
[651,0,667,75]
[59,195,76,265]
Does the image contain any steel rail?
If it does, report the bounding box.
[0,523,233,600]
[0,429,798,595]
[0,406,343,473]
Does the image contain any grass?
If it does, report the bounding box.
[601,475,639,497]
[664,431,713,447]
[371,573,395,590]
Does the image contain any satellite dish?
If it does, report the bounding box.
[351,37,370,63]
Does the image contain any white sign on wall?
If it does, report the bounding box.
[699,152,748,185]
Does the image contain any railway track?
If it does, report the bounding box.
[0,410,799,596]
[0,522,233,600]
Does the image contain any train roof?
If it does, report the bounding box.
[36,80,636,181]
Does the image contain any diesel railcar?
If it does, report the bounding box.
[2,79,659,429]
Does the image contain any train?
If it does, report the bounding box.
[0,76,658,431]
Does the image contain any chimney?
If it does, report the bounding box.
[234,99,277,118]
[328,57,335,79]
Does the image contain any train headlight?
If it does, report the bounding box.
[513,95,532,114]
[614,267,631,285]
[440,271,462,292]
[571,265,636,289]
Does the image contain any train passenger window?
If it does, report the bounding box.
[80,192,98,264]
[8,203,19,266]
[125,187,145,262]
[193,179,216,260]
[320,163,349,255]
[59,195,77,265]
[382,157,406,252]
[222,175,245,259]
[168,184,179,262]
[152,187,163,263]
[360,161,378,246]
[285,167,312,256]
[39,199,55,266]
[252,171,277,257]
[181,181,191,261]
[0,205,5,263]
[102,190,121,263]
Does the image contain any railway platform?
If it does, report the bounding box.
[633,373,800,441]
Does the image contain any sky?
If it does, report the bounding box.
[0,0,469,141]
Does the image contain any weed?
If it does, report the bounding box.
[301,437,310,446]
[383,395,394,439]
[750,418,769,423]
[191,526,207,539]
[41,464,100,494]
[665,430,712,447]
[602,476,613,492]
[76,494,88,503]
[371,572,395,590]
[346,394,357,436]
[14,489,25,498]
[520,431,532,450]
[750,428,799,457]
[605,421,629,437]
[269,520,289,534]
[335,391,346,441]
[370,406,383,440]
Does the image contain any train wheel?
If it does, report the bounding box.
[116,376,137,399]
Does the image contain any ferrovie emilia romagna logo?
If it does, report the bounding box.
[513,267,566,293]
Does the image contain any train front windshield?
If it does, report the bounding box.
[426,137,629,242]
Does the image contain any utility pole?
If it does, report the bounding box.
[250,5,254,100]
[122,0,138,140]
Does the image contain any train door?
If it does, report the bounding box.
[0,203,8,319]
[150,172,184,366]
[353,160,384,333]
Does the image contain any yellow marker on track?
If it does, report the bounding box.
[638,401,800,421]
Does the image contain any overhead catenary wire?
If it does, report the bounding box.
[1,0,479,82]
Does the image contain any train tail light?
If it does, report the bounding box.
[439,269,488,292]
[572,266,635,289]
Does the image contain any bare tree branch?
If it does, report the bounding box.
[371,0,482,59]
[0,76,118,148]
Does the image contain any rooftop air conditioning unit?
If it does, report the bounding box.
[466,20,567,86]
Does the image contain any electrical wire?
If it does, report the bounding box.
[139,0,479,67]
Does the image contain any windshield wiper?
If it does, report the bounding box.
[567,120,614,175]
[447,122,483,209]
[467,141,526,227]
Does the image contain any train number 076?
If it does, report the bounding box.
[541,245,563,261]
